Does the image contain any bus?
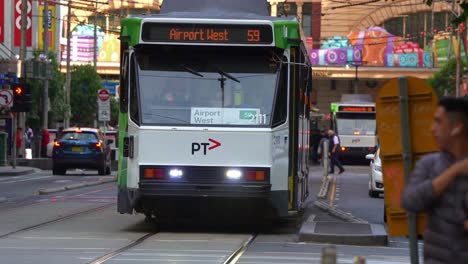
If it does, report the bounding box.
[117,0,313,222]
[330,95,377,162]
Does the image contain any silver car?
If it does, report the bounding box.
[365,147,383,198]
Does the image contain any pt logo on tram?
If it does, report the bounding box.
[191,138,222,155]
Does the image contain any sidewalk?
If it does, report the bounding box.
[297,164,388,246]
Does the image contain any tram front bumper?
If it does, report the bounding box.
[139,182,271,198]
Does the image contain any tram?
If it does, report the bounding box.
[117,0,313,221]
[330,94,377,162]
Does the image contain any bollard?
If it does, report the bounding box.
[353,256,366,264]
[0,132,7,166]
[322,140,329,180]
[321,245,337,264]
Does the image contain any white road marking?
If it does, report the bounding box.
[0,176,52,184]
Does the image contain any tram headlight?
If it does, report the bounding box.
[226,169,242,180]
[169,168,184,178]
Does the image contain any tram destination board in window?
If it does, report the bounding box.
[141,23,274,44]
[338,106,375,112]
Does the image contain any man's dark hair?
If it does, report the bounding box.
[438,96,468,135]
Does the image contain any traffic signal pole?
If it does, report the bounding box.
[43,0,49,128]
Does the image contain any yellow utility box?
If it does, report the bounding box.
[376,77,438,236]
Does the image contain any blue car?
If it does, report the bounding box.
[52,127,112,175]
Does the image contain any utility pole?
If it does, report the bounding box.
[456,4,461,97]
[93,0,98,68]
[43,1,49,128]
[13,0,29,168]
[64,1,72,128]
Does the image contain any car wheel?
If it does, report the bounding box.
[105,165,111,175]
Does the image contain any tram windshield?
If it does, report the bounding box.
[335,112,376,136]
[135,46,281,127]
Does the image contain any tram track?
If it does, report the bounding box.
[223,234,257,264]
[83,231,257,264]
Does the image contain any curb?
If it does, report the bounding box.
[38,176,117,195]
[317,176,332,199]
[0,168,37,177]
[298,221,388,246]
[314,200,368,224]
[38,186,66,195]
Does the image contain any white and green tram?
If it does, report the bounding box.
[117,2,313,221]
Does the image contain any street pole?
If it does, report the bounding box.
[456,5,461,97]
[42,0,50,158]
[354,64,359,94]
[93,0,98,68]
[64,1,72,128]
[14,0,29,167]
[399,77,419,264]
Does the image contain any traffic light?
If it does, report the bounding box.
[11,82,32,113]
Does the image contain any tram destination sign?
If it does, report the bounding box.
[141,23,273,44]
[338,106,375,112]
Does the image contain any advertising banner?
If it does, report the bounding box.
[14,0,32,47]
[38,1,56,49]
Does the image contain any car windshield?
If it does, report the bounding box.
[336,112,376,136]
[135,46,280,127]
[60,132,98,141]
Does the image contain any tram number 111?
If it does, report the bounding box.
[248,113,267,124]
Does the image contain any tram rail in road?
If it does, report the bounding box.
[85,233,258,264]
[223,234,257,264]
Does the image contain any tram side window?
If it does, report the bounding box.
[272,63,288,126]
[129,55,140,125]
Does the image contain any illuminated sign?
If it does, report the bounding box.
[338,106,375,112]
[141,23,273,44]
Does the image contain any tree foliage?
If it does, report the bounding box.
[428,58,468,97]
[70,65,103,127]
[424,1,468,24]
[26,51,65,129]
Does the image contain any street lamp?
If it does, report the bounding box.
[347,50,363,94]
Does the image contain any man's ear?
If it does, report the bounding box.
[450,125,462,136]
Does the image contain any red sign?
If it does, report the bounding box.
[14,0,32,47]
[0,0,4,43]
[98,89,110,102]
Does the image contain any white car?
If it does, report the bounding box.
[365,147,383,198]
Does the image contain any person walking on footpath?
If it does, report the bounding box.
[40,127,50,158]
[401,96,468,264]
[24,125,34,149]
[328,129,345,174]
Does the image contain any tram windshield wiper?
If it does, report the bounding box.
[217,69,240,83]
[179,64,204,78]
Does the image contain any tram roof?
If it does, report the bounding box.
[131,0,295,22]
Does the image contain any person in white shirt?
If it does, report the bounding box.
[328,129,345,174]
[24,125,34,149]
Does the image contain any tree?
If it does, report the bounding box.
[70,65,103,126]
[428,58,468,97]
[424,1,468,24]
[26,51,65,129]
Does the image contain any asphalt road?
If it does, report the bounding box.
[0,167,417,264]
